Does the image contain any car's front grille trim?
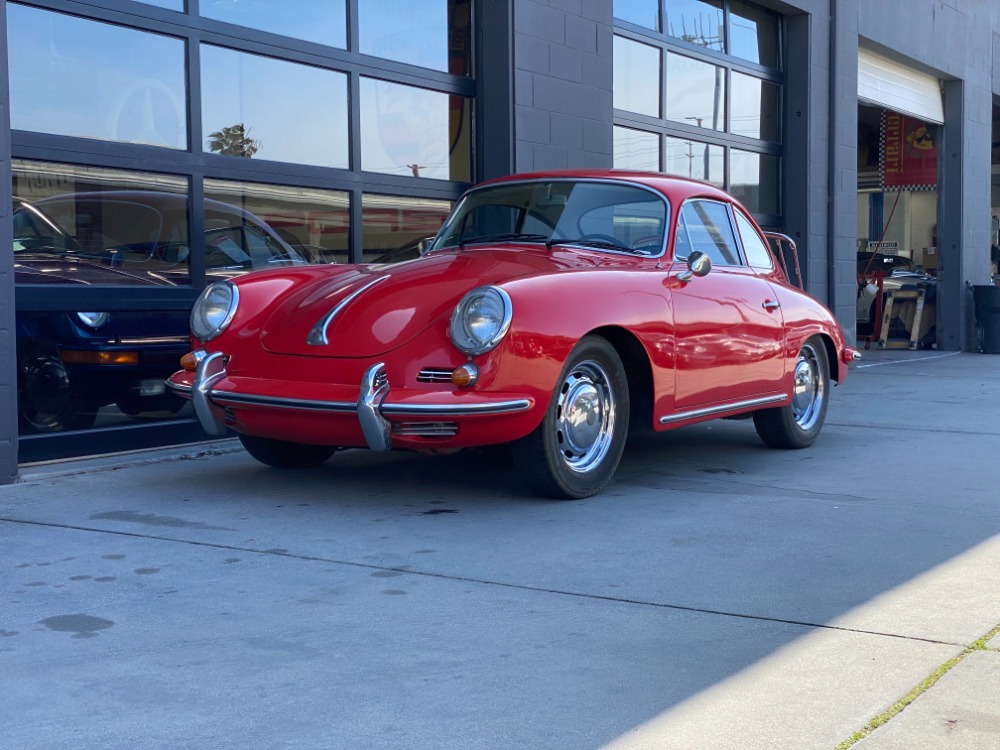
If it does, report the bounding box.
[393,422,458,437]
[417,368,454,383]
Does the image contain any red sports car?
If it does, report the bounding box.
[168,170,858,499]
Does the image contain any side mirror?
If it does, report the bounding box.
[677,250,712,282]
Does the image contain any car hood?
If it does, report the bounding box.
[258,246,597,358]
[13,253,175,286]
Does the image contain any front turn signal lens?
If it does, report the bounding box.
[180,351,200,371]
[451,363,479,387]
[61,350,139,365]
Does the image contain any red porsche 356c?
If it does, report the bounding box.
[168,170,858,499]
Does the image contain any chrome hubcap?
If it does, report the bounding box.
[554,360,616,474]
[791,343,825,431]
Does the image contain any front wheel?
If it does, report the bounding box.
[239,434,336,469]
[512,336,629,499]
[753,337,830,449]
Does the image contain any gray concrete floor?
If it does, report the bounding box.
[2,349,999,750]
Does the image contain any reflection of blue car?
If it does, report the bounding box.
[13,192,307,432]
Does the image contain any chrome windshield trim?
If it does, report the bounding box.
[307,276,389,346]
[659,394,788,424]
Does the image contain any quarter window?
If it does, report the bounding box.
[734,209,773,270]
[677,200,741,266]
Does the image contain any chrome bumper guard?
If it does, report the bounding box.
[193,352,229,437]
[357,363,392,452]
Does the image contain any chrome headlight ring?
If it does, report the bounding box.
[449,286,513,356]
[191,281,240,342]
[76,312,110,329]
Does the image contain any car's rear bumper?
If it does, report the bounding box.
[166,352,535,450]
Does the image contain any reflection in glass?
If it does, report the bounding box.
[666,53,725,131]
[202,0,346,48]
[665,137,724,185]
[614,126,660,171]
[362,194,453,263]
[359,0,472,75]
[730,149,781,214]
[11,159,195,435]
[664,0,723,52]
[205,179,351,265]
[134,0,183,9]
[613,0,659,30]
[731,73,780,141]
[730,1,780,68]
[613,37,661,118]
[7,5,187,148]
[12,159,190,285]
[360,79,471,181]
[201,45,349,169]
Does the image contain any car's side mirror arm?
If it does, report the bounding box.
[676,250,712,282]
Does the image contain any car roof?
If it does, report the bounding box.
[476,168,737,205]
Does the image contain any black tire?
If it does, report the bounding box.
[239,434,336,469]
[753,337,830,449]
[512,336,629,499]
[17,347,99,433]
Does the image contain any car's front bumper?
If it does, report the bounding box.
[166,352,535,450]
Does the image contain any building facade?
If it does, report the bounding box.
[1,0,998,481]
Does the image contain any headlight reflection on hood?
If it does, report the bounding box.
[191,281,239,342]
[449,286,512,356]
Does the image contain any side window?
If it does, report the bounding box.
[734,209,774,270]
[678,200,741,266]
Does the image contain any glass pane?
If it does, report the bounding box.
[11,159,194,434]
[134,0,183,9]
[614,127,660,171]
[362,194,454,263]
[664,0,723,52]
[613,37,661,118]
[665,137,724,185]
[12,159,190,285]
[730,149,781,215]
[613,0,659,30]
[729,1,780,68]
[666,53,725,131]
[204,179,351,269]
[734,209,773,269]
[678,200,740,265]
[360,79,471,181]
[7,5,187,149]
[201,45,349,169]
[202,0,346,48]
[359,0,472,75]
[731,73,781,141]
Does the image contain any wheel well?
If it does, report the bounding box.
[816,334,840,383]
[592,326,654,435]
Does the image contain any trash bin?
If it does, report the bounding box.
[973,284,1000,353]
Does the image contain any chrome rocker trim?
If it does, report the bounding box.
[658,393,788,425]
[185,358,532,451]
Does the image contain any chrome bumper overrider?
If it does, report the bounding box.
[170,357,532,451]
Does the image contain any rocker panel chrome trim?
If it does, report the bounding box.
[658,393,788,424]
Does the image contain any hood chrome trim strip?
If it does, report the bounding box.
[307,276,389,346]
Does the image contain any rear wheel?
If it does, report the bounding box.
[17,346,99,433]
[512,336,629,499]
[753,337,829,449]
[239,434,336,469]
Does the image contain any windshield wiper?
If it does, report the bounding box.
[456,233,549,249]
[546,237,647,254]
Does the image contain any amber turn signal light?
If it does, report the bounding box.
[61,350,139,365]
[180,351,200,371]
[451,363,479,387]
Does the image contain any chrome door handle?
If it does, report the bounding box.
[762,300,781,311]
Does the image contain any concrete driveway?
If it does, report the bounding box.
[2,350,999,750]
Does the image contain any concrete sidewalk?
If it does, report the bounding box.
[2,349,999,750]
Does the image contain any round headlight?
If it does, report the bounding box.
[76,312,110,328]
[191,281,239,342]
[449,286,512,356]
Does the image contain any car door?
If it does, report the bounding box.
[669,198,786,412]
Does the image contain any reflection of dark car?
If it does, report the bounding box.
[13,192,307,432]
[371,236,433,264]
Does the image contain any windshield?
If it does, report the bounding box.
[430,180,669,256]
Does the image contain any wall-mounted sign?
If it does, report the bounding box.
[880,111,938,191]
